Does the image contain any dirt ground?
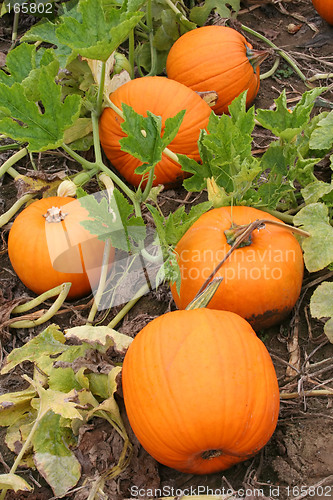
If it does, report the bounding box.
[0,1,333,499]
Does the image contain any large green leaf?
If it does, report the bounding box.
[0,43,35,86]
[310,111,333,150]
[120,104,185,175]
[79,189,146,252]
[256,88,324,141]
[21,1,79,67]
[56,0,143,62]
[0,63,81,152]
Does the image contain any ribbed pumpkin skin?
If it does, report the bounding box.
[171,206,304,330]
[8,197,114,299]
[312,0,333,24]
[99,76,212,187]
[122,308,280,474]
[166,26,260,115]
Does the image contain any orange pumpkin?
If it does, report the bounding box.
[166,25,267,115]
[8,196,114,299]
[99,76,212,188]
[171,206,304,330]
[122,308,280,474]
[312,0,333,24]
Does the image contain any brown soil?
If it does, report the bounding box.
[0,1,333,499]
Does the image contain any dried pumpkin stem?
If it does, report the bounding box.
[194,218,309,300]
[307,72,333,83]
[280,389,333,399]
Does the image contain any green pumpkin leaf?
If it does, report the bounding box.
[21,1,79,68]
[0,473,33,493]
[120,103,185,175]
[293,203,333,272]
[190,0,240,26]
[0,63,81,152]
[310,111,333,150]
[56,0,143,62]
[79,189,146,252]
[153,9,186,51]
[48,367,82,393]
[0,43,35,86]
[179,153,211,192]
[310,282,333,342]
[1,325,67,375]
[301,180,333,204]
[256,88,324,141]
[32,411,81,497]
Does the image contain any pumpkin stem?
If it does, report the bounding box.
[224,222,264,247]
[246,46,270,72]
[43,206,69,223]
[192,218,310,302]
[195,90,218,107]
[201,449,223,460]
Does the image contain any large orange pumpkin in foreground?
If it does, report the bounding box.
[171,206,304,330]
[166,25,267,115]
[122,308,280,474]
[99,76,212,187]
[8,196,114,299]
[312,0,333,25]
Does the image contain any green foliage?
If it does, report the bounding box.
[56,0,143,62]
[22,0,143,66]
[179,89,332,213]
[79,189,146,252]
[134,0,195,74]
[0,61,81,151]
[120,104,185,174]
[310,111,333,150]
[256,88,324,141]
[146,201,212,291]
[190,0,240,26]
